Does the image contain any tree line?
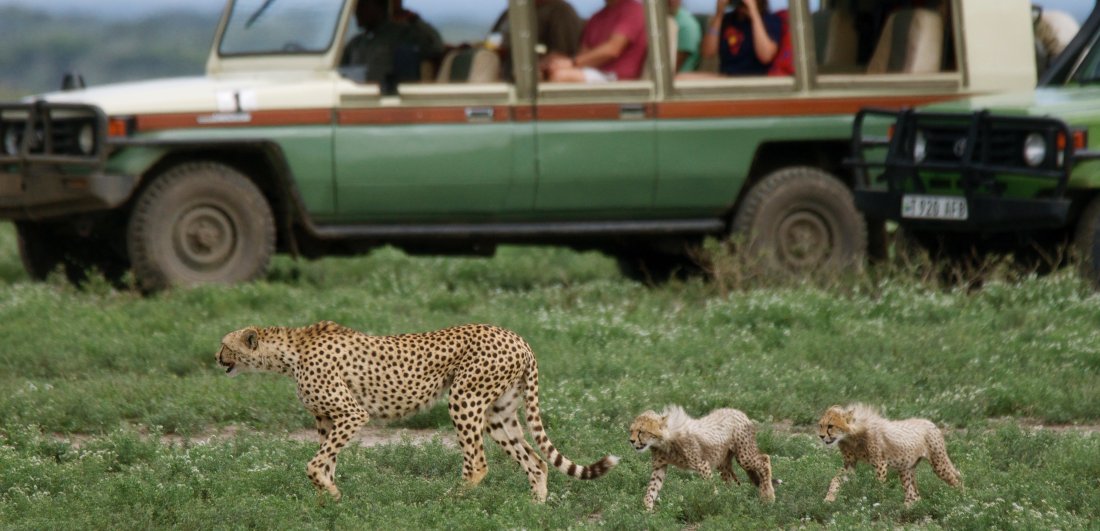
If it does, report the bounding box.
[0,7,216,97]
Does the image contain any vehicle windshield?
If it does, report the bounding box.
[219,0,345,56]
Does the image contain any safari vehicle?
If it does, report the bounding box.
[850,2,1100,283]
[0,0,1042,290]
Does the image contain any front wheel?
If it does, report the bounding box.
[1074,194,1100,287]
[731,167,867,273]
[126,162,275,291]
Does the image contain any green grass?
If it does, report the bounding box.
[1,221,1098,529]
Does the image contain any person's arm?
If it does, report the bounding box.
[573,32,629,69]
[743,0,777,64]
[701,0,727,58]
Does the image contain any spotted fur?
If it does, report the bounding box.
[215,321,619,502]
[629,405,775,510]
[818,403,962,506]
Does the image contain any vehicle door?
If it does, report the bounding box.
[333,0,530,222]
[532,0,659,217]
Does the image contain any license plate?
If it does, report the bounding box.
[901,194,968,221]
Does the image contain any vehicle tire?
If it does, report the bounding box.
[16,221,128,284]
[1074,194,1100,286]
[127,162,275,291]
[731,166,867,273]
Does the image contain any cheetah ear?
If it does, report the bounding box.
[243,329,259,350]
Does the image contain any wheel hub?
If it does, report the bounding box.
[175,206,235,268]
[777,211,831,268]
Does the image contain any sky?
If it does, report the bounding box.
[0,0,1093,25]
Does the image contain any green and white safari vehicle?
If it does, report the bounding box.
[852,2,1100,283]
[0,0,1049,289]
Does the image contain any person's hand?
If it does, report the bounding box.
[541,52,574,72]
[743,0,760,17]
[714,0,729,15]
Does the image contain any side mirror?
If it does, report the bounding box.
[61,71,86,91]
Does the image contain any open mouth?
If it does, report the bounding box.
[219,361,237,376]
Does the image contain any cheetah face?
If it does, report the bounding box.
[818,406,852,446]
[216,328,260,377]
[819,424,844,446]
[629,411,665,452]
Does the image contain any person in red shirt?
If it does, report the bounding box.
[543,0,648,82]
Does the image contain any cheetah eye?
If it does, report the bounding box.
[827,424,834,430]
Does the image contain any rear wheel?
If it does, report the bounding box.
[732,167,867,273]
[1074,194,1100,286]
[126,162,275,291]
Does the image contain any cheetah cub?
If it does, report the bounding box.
[818,404,962,506]
[629,406,775,510]
[216,322,618,502]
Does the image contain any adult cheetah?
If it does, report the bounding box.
[215,321,618,502]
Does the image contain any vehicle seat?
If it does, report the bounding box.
[436,48,501,83]
[1035,9,1079,61]
[813,4,858,73]
[866,7,943,74]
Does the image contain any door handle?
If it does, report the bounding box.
[465,107,495,122]
[619,104,647,120]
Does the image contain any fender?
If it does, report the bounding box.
[111,137,313,256]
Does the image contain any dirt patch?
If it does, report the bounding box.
[53,424,455,450]
[282,426,456,448]
[766,418,1100,436]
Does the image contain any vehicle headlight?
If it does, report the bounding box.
[1023,133,1047,167]
[913,130,928,163]
[77,123,95,155]
[2,125,18,155]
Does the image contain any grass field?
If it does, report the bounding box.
[1,221,1098,529]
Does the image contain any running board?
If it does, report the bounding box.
[309,219,726,240]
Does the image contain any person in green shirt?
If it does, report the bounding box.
[670,0,702,72]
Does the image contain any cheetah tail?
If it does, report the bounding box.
[522,359,619,480]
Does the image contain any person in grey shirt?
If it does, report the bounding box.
[342,0,444,84]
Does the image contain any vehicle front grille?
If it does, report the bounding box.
[0,102,104,162]
[2,119,92,157]
[917,124,1036,167]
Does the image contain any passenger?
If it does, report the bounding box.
[490,0,583,82]
[701,0,782,76]
[543,0,648,83]
[669,0,702,72]
[492,0,584,58]
[342,0,445,84]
